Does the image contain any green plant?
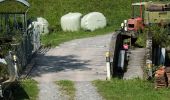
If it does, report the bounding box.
[135,32,146,47]
[150,25,170,47]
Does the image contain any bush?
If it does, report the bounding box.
[150,25,170,47]
[135,32,146,47]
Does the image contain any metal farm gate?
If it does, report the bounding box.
[0,0,41,93]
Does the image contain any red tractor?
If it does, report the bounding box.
[127,17,144,32]
[121,1,145,35]
[127,1,144,32]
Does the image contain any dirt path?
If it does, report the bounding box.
[30,34,112,100]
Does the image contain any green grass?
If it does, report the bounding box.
[28,0,159,28]
[12,79,39,100]
[29,0,132,46]
[41,26,114,47]
[56,80,75,100]
[93,78,170,100]
[28,0,132,29]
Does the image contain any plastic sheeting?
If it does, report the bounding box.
[28,17,49,35]
[61,13,82,32]
[81,12,106,31]
[28,21,41,53]
[37,17,49,35]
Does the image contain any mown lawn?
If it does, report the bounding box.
[93,79,170,100]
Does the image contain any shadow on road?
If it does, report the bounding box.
[30,54,91,77]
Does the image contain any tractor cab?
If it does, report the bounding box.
[127,2,146,32]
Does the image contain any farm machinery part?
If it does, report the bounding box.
[108,1,170,87]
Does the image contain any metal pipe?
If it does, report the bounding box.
[140,0,143,18]
[131,0,134,17]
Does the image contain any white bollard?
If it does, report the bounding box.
[106,52,111,80]
[124,20,128,31]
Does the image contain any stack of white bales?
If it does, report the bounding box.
[61,12,107,32]
[61,13,82,32]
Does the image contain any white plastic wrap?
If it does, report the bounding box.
[61,13,82,32]
[81,12,107,31]
[28,20,41,52]
[28,17,49,35]
[37,17,49,35]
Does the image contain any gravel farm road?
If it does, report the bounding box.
[30,33,112,100]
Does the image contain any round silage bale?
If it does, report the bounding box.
[37,17,49,35]
[81,12,107,31]
[61,13,82,32]
[28,17,49,35]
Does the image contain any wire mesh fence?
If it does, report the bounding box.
[15,24,41,70]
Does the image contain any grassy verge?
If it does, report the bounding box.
[93,78,170,100]
[41,26,115,47]
[56,80,75,100]
[12,79,39,100]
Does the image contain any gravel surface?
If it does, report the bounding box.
[38,82,69,100]
[30,33,112,100]
[75,82,103,100]
[123,48,145,79]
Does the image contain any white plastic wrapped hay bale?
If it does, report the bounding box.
[28,21,41,52]
[61,13,82,32]
[81,12,107,31]
[37,17,49,35]
[28,17,49,35]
